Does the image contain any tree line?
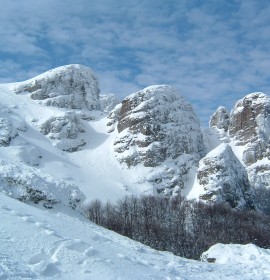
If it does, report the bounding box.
[83,195,270,260]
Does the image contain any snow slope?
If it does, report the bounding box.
[0,72,205,204]
[0,192,268,280]
[0,81,152,204]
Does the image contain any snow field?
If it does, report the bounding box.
[0,193,267,280]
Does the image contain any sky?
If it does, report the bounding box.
[0,0,270,126]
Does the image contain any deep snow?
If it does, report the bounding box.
[0,192,269,280]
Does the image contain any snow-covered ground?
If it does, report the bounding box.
[0,82,152,203]
[1,67,270,279]
[0,192,269,280]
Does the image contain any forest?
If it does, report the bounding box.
[83,194,270,260]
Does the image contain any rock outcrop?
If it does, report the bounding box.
[197,143,254,209]
[229,93,270,145]
[206,92,270,198]
[210,106,230,131]
[0,118,18,146]
[229,93,270,190]
[0,159,85,209]
[2,63,270,210]
[39,112,86,152]
[208,106,230,143]
[108,85,205,166]
[14,64,100,110]
[108,85,205,194]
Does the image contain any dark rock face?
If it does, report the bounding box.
[209,106,230,131]
[228,93,270,189]
[14,64,100,110]
[229,93,270,145]
[197,144,254,209]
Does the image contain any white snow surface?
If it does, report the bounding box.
[0,192,268,280]
[201,243,270,277]
[0,81,152,204]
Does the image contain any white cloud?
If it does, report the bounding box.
[0,0,270,126]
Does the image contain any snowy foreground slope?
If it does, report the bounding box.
[1,192,269,280]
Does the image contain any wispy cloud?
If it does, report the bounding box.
[0,0,270,126]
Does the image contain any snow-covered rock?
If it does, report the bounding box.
[100,93,120,113]
[109,85,205,166]
[1,64,270,208]
[0,118,18,146]
[201,243,270,277]
[197,143,254,209]
[229,93,270,190]
[205,93,270,209]
[0,159,85,209]
[229,92,270,145]
[208,106,230,143]
[108,85,205,194]
[210,106,230,131]
[14,64,100,110]
[39,112,86,152]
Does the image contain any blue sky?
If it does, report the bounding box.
[0,0,270,126]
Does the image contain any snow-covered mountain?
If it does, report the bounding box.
[1,64,270,279]
[107,85,205,195]
[14,64,100,110]
[206,92,270,209]
[0,64,269,210]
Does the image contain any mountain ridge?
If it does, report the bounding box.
[0,64,269,212]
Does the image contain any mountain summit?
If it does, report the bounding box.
[0,64,269,211]
[14,64,100,110]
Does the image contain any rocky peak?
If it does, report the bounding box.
[226,93,270,191]
[209,106,230,131]
[197,143,254,209]
[107,85,205,194]
[229,92,270,145]
[109,85,205,166]
[206,106,230,145]
[14,64,100,110]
